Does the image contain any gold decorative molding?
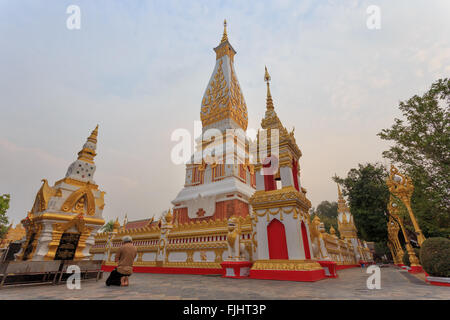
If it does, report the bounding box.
[61,186,96,215]
[201,36,248,130]
[30,179,62,214]
[251,259,323,271]
[29,213,104,225]
[54,177,99,190]
[250,186,311,213]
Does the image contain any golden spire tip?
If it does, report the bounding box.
[221,19,228,43]
[264,66,274,110]
[264,65,271,83]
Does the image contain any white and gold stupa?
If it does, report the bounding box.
[17,126,105,261]
[90,22,372,280]
[172,20,255,224]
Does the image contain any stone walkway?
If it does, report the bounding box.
[0,266,448,300]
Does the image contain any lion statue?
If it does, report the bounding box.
[226,216,248,261]
[309,216,330,260]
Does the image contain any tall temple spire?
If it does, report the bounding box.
[200,21,248,131]
[261,66,286,133]
[336,183,357,239]
[264,66,274,111]
[77,125,99,164]
[337,183,343,200]
[221,19,228,44]
[337,183,348,213]
[65,125,99,183]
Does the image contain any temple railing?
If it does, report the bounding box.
[92,217,254,269]
[90,215,372,269]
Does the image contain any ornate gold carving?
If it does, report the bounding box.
[54,177,99,189]
[158,238,166,251]
[257,67,302,160]
[250,186,311,218]
[336,184,358,239]
[387,195,421,266]
[30,179,62,214]
[386,165,425,246]
[186,250,194,263]
[202,42,248,130]
[76,125,98,164]
[226,216,239,249]
[163,261,222,269]
[61,186,96,215]
[221,19,228,44]
[16,219,43,261]
[200,250,207,261]
[251,259,323,271]
[44,214,94,260]
[214,248,225,263]
[95,191,106,210]
[54,214,89,233]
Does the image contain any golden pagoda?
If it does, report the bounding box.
[16,126,105,261]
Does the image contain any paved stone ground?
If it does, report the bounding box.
[0,266,448,300]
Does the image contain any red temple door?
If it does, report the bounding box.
[301,221,311,259]
[267,219,289,259]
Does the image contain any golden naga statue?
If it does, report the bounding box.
[386,165,414,199]
[386,165,425,246]
[309,216,330,260]
[226,216,247,261]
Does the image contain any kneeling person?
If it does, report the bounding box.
[106,236,137,287]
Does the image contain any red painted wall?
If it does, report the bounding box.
[174,199,249,224]
[301,221,311,259]
[267,219,289,259]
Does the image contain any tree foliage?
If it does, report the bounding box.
[310,201,340,238]
[333,163,389,243]
[316,201,338,218]
[101,220,116,233]
[378,78,450,238]
[0,194,11,239]
[419,237,450,277]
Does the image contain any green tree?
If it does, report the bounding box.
[374,241,390,263]
[311,201,340,238]
[101,220,116,233]
[333,163,389,243]
[316,201,338,218]
[0,194,11,239]
[378,78,450,238]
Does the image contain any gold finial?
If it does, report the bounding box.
[330,225,336,235]
[264,65,271,83]
[221,19,228,43]
[264,66,274,110]
[337,184,343,199]
[113,217,120,232]
[88,125,99,143]
[77,125,98,163]
[165,209,173,224]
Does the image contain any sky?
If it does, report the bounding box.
[0,0,449,225]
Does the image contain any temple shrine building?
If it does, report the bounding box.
[90,22,372,281]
